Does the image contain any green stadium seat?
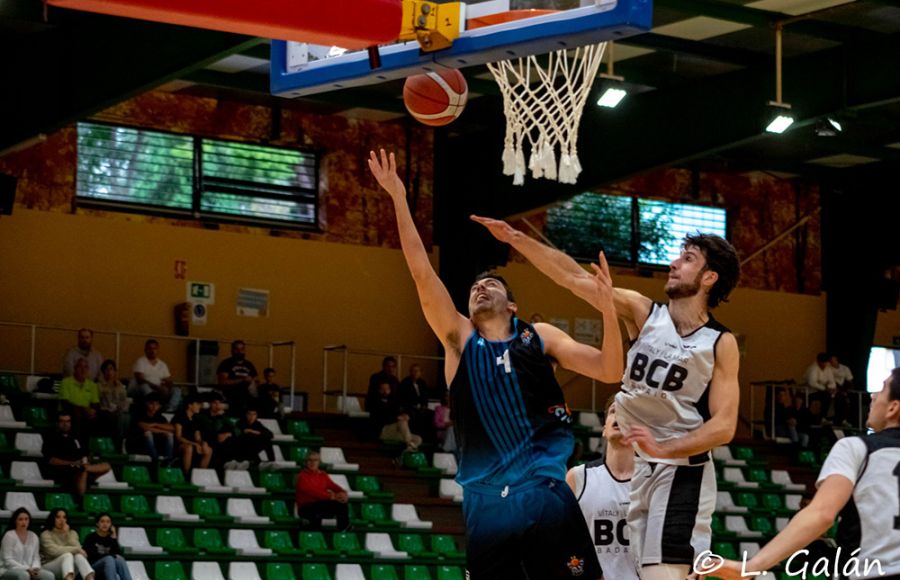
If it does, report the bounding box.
[79,527,95,544]
[0,432,17,454]
[266,562,298,580]
[359,503,401,527]
[402,452,443,476]
[797,450,819,467]
[0,465,14,486]
[122,465,163,490]
[355,475,395,500]
[158,467,199,491]
[332,532,374,559]
[156,527,200,556]
[44,493,84,517]
[404,565,432,580]
[371,565,400,580]
[155,561,187,580]
[713,542,738,560]
[0,374,17,392]
[261,499,295,523]
[397,534,438,558]
[750,516,774,537]
[436,566,465,580]
[193,528,236,555]
[301,564,332,580]
[192,497,233,523]
[711,514,735,537]
[287,420,325,445]
[263,530,305,556]
[746,467,782,490]
[120,494,163,521]
[431,535,465,560]
[23,407,50,429]
[762,493,788,514]
[83,494,121,518]
[288,446,311,463]
[732,447,766,466]
[298,531,340,557]
[735,492,759,510]
[259,471,290,493]
[89,437,127,460]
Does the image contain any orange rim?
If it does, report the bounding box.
[467,9,559,30]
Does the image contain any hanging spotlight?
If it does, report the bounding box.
[815,117,842,137]
[765,23,795,134]
[597,42,627,108]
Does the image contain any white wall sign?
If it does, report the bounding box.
[574,317,603,346]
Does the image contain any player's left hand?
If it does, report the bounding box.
[622,425,670,458]
[470,215,517,244]
[589,251,613,306]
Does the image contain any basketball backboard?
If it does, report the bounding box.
[270,0,652,98]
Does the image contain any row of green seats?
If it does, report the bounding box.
[150,561,464,580]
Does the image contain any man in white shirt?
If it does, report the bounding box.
[131,339,181,412]
[62,328,104,381]
[805,352,836,423]
[709,368,900,580]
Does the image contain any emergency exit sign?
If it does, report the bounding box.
[187,281,215,305]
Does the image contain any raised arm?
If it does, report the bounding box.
[535,322,623,383]
[471,216,653,328]
[369,150,471,353]
[626,332,740,459]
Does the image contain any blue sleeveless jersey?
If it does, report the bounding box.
[450,318,575,488]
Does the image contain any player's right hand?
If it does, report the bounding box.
[368,149,406,201]
[589,251,614,307]
[469,215,517,244]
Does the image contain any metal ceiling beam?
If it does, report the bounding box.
[625,32,769,67]
[1,3,262,152]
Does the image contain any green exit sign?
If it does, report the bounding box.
[187,281,215,305]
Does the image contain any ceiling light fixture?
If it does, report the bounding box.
[765,23,795,134]
[815,117,842,137]
[597,42,627,108]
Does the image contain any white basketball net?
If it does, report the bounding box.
[487,42,607,185]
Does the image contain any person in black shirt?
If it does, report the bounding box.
[125,394,174,462]
[230,406,275,465]
[256,367,284,419]
[196,392,239,469]
[216,340,258,415]
[82,513,130,580]
[397,364,435,444]
[173,395,212,475]
[367,356,400,405]
[42,413,111,497]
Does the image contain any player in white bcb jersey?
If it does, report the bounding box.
[473,216,742,580]
[710,368,900,580]
[567,398,639,580]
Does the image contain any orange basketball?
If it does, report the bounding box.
[403,69,468,127]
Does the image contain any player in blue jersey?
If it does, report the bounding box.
[368,149,623,579]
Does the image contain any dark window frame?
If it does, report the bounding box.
[75,121,321,232]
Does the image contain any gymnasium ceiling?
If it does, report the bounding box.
[4,0,900,213]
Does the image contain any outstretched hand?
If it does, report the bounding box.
[470,215,518,244]
[590,251,614,307]
[367,149,405,201]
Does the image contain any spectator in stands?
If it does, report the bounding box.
[62,328,103,381]
[42,413,111,498]
[368,381,423,451]
[256,367,284,419]
[830,354,854,426]
[216,340,258,414]
[397,364,434,443]
[130,339,180,413]
[805,352,836,422]
[295,451,350,530]
[82,514,131,580]
[196,392,238,469]
[173,395,212,475]
[39,509,94,580]
[58,358,99,442]
[230,405,275,467]
[0,508,54,580]
[433,391,456,453]
[774,389,809,447]
[95,360,129,444]
[125,393,174,463]
[367,356,399,402]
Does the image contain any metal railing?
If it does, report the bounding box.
[749,380,869,440]
[0,321,298,408]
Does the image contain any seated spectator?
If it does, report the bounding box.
[433,392,456,453]
[256,368,284,419]
[82,514,131,580]
[367,357,399,403]
[230,406,275,467]
[196,393,238,469]
[216,340,258,415]
[829,354,853,426]
[42,413,111,498]
[791,395,812,448]
[62,328,103,381]
[295,451,350,530]
[397,364,435,442]
[368,381,423,451]
[125,394,174,463]
[39,509,94,580]
[96,360,129,444]
[173,395,212,475]
[774,388,808,447]
[58,358,99,442]
[0,508,54,580]
[805,352,836,420]
[130,339,180,413]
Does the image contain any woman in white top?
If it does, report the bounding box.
[0,508,53,580]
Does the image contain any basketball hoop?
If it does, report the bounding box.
[473,11,606,185]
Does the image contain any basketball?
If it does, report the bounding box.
[403,69,468,127]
